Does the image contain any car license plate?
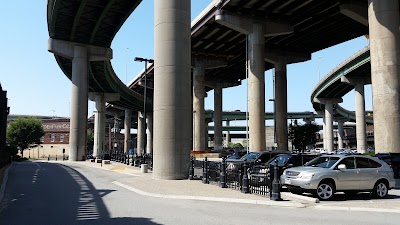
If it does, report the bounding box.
[285,178,291,185]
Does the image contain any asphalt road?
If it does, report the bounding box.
[1,161,400,225]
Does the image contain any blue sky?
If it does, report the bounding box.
[1,1,370,125]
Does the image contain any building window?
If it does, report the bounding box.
[60,134,64,143]
[50,134,55,143]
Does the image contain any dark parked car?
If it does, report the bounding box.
[374,153,400,178]
[226,151,290,171]
[259,153,319,175]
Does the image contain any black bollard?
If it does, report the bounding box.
[48,155,50,161]
[189,156,195,180]
[131,154,135,166]
[56,155,57,161]
[241,162,249,193]
[220,157,227,188]
[271,160,282,201]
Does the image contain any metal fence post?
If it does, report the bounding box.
[271,160,282,201]
[189,156,194,180]
[241,162,249,193]
[220,157,227,188]
[202,157,209,184]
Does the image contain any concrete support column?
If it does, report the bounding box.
[226,120,231,147]
[274,62,288,151]
[146,112,153,154]
[93,94,105,158]
[137,112,145,156]
[248,23,266,152]
[154,0,191,179]
[214,83,223,151]
[337,119,345,150]
[113,113,120,153]
[368,0,400,153]
[193,58,205,151]
[48,39,113,161]
[124,109,132,154]
[69,46,88,161]
[355,82,367,153]
[325,102,334,153]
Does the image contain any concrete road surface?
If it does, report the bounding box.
[1,161,400,225]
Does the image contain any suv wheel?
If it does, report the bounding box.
[315,182,335,200]
[372,180,388,198]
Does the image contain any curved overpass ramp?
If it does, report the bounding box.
[47,0,148,111]
[311,46,373,124]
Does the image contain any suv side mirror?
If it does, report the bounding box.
[338,164,347,170]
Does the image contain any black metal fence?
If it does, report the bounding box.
[108,155,278,199]
[190,157,272,198]
[110,153,153,170]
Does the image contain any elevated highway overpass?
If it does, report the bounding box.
[311,46,376,153]
[47,0,399,179]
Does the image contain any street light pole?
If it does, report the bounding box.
[134,57,154,154]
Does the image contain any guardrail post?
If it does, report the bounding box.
[241,162,249,193]
[189,156,195,180]
[220,157,227,188]
[271,160,282,201]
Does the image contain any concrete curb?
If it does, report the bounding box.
[112,181,305,208]
[0,163,12,204]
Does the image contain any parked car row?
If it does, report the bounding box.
[221,149,398,201]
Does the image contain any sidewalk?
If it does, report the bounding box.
[71,160,305,208]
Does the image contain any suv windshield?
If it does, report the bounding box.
[240,152,260,161]
[305,156,340,168]
[267,154,292,166]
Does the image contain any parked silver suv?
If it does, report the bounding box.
[280,154,396,200]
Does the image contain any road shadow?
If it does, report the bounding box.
[0,161,162,225]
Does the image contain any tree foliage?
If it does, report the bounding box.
[288,122,320,152]
[6,118,44,158]
[232,143,244,149]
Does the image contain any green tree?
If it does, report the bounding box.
[232,143,244,149]
[6,118,44,158]
[87,128,94,153]
[288,122,320,152]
